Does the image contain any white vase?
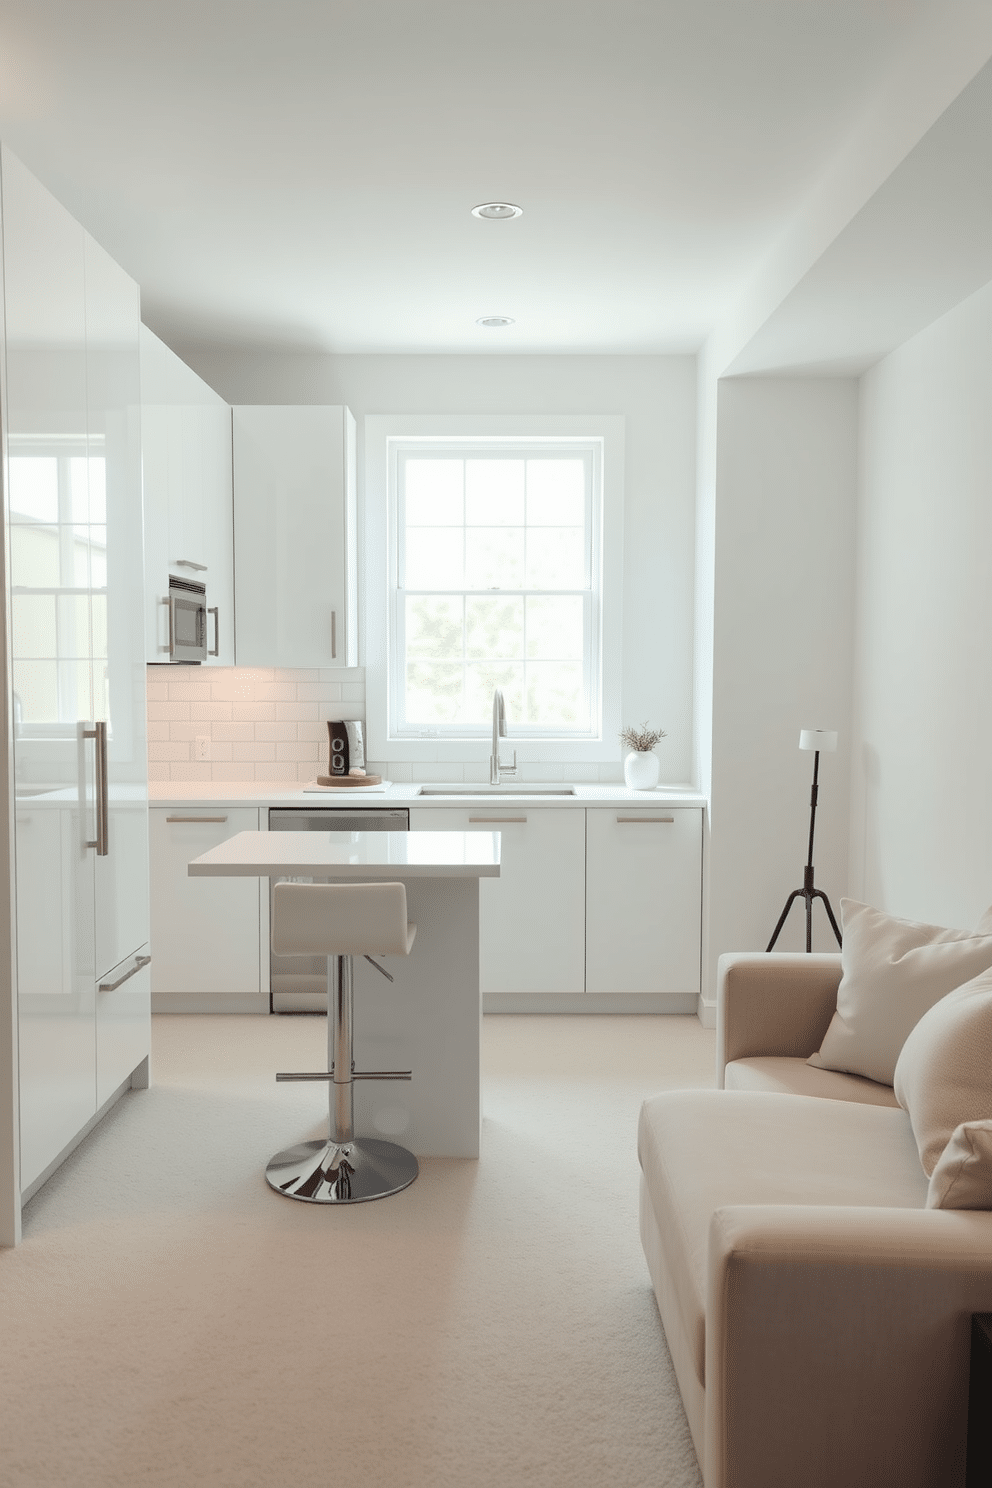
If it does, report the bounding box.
[623,750,660,790]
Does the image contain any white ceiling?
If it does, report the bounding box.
[0,0,955,356]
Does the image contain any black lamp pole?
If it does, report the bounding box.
[766,748,842,953]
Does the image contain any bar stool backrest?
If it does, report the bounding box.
[271,881,416,958]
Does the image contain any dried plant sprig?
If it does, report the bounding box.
[619,721,667,753]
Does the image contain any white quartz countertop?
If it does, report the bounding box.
[187,829,502,878]
[150,780,705,809]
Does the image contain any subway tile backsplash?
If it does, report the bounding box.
[146,666,367,783]
[145,665,623,783]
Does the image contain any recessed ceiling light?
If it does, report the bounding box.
[476,316,515,328]
[471,202,523,220]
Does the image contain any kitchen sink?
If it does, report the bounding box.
[417,785,577,797]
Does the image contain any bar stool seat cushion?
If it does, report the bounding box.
[271,881,416,957]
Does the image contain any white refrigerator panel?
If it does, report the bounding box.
[2,147,100,1189]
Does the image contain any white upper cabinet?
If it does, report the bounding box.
[232,405,357,668]
[140,327,235,664]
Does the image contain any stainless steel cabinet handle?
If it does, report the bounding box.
[616,816,675,824]
[331,610,337,659]
[83,721,109,855]
[209,607,219,657]
[99,954,152,992]
[469,816,527,823]
[164,595,174,657]
[166,815,228,823]
[175,559,208,571]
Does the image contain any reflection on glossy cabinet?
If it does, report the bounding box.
[14,803,97,1191]
[409,807,586,993]
[232,405,357,667]
[149,808,263,1003]
[585,807,702,995]
[141,326,235,664]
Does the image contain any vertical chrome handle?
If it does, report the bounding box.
[164,595,175,658]
[83,721,109,855]
[331,609,337,660]
[209,607,219,657]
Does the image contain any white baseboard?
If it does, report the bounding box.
[483,993,698,1014]
[152,993,270,1014]
[696,996,717,1028]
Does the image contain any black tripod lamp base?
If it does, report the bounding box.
[767,734,843,954]
[766,872,842,953]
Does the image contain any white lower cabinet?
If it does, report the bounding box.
[144,800,703,1007]
[585,807,702,995]
[149,809,263,1001]
[409,807,587,994]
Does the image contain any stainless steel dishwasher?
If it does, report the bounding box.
[267,807,410,1012]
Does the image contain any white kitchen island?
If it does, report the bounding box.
[187,830,500,1158]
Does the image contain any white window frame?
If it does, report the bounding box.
[365,414,625,766]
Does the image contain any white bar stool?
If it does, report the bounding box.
[267,881,418,1203]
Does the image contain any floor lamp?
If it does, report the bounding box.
[766,728,843,953]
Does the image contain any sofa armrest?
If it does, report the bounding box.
[716,951,842,1085]
[705,1204,992,1488]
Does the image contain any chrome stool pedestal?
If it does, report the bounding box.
[266,883,419,1204]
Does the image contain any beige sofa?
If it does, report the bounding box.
[638,951,992,1488]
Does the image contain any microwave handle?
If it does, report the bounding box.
[164,595,175,658]
[209,607,219,657]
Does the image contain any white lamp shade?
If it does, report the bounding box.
[799,729,838,752]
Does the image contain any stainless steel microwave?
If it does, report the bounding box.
[166,575,218,663]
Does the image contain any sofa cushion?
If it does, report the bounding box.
[893,969,992,1175]
[726,1055,900,1106]
[808,899,992,1086]
[927,1120,992,1209]
[637,1090,928,1388]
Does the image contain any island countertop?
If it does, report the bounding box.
[187,828,502,878]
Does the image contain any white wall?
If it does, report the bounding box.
[704,376,858,1010]
[851,279,992,926]
[179,351,698,783]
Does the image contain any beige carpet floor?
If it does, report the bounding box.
[1,1014,714,1488]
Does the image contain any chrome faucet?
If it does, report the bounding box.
[490,689,517,785]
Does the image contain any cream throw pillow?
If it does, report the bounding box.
[807,900,992,1087]
[893,969,992,1174]
[927,1120,992,1209]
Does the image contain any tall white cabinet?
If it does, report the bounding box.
[0,146,150,1240]
[232,405,358,667]
[141,327,235,664]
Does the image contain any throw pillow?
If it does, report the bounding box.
[807,899,992,1087]
[927,1120,992,1209]
[893,969,992,1175]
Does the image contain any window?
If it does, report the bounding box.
[391,442,601,739]
[365,414,624,765]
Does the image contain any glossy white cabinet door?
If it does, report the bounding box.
[232,405,357,667]
[2,146,99,1191]
[149,808,262,995]
[585,807,702,995]
[96,947,150,1108]
[409,807,586,994]
[14,804,97,1191]
[87,234,151,980]
[140,327,235,664]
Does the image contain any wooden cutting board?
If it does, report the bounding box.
[314,773,383,788]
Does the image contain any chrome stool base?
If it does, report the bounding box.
[265,1136,419,1204]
